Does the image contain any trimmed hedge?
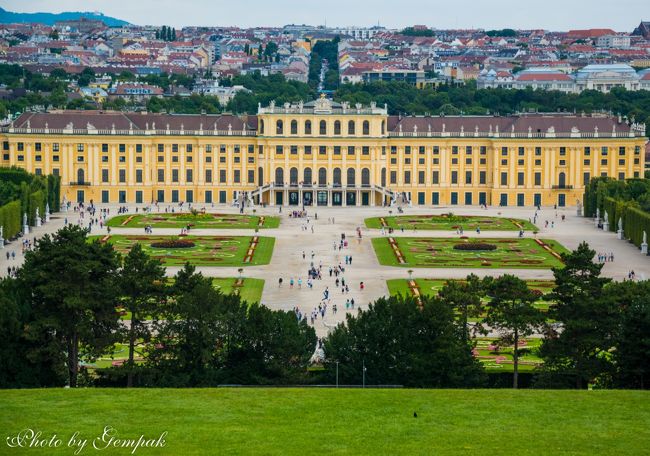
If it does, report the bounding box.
[584,177,650,249]
[0,167,61,237]
[0,200,22,239]
[623,206,650,248]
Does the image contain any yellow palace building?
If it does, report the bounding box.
[0,96,646,208]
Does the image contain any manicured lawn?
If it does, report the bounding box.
[106,212,280,229]
[373,237,567,269]
[117,278,265,320]
[387,278,554,312]
[90,235,275,266]
[474,338,544,372]
[211,277,265,304]
[366,214,537,231]
[1,389,648,455]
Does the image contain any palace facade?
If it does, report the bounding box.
[0,97,647,208]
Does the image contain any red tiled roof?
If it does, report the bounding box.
[517,73,573,81]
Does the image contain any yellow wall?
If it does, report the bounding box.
[0,114,645,208]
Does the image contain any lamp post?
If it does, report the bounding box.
[336,361,339,388]
[362,360,366,389]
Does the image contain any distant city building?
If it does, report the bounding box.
[191,79,251,105]
[478,64,645,93]
[108,82,164,101]
[632,21,650,40]
[575,64,640,92]
[595,35,631,48]
[330,26,386,40]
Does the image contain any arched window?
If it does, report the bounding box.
[275,167,284,185]
[304,167,312,185]
[333,168,341,186]
[347,168,356,187]
[290,120,298,135]
[381,168,386,187]
[318,167,327,186]
[558,172,566,188]
[381,120,385,135]
[259,119,265,134]
[361,168,370,186]
[305,120,312,135]
[363,120,370,135]
[276,120,283,135]
[258,166,264,186]
[348,120,356,135]
[289,167,298,185]
[77,168,85,184]
[319,120,327,135]
[334,120,341,135]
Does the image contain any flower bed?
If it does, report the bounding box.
[453,243,497,251]
[150,239,196,249]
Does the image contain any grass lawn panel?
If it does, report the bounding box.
[0,389,648,455]
[90,235,274,266]
[366,214,537,231]
[373,237,567,269]
[212,277,265,304]
[387,278,554,312]
[117,278,265,320]
[107,213,280,229]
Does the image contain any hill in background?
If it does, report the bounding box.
[0,7,130,26]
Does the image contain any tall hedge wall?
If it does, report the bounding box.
[0,167,61,238]
[0,200,22,239]
[623,206,650,248]
[584,177,650,250]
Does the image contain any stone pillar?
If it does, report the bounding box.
[617,229,623,240]
[603,220,609,232]
[642,242,648,255]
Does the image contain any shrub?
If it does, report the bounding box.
[453,243,497,251]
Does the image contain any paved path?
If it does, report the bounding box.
[2,204,649,337]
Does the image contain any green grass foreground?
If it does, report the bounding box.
[106,213,281,229]
[89,235,275,266]
[1,389,648,455]
[365,214,537,231]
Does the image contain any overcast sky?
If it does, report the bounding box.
[1,0,645,31]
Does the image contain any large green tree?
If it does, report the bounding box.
[117,244,167,387]
[0,277,65,387]
[147,265,316,386]
[439,274,486,344]
[485,275,545,388]
[539,242,616,388]
[605,281,650,389]
[323,295,484,387]
[17,225,121,387]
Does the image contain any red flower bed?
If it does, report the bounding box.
[151,239,195,249]
[453,243,497,251]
